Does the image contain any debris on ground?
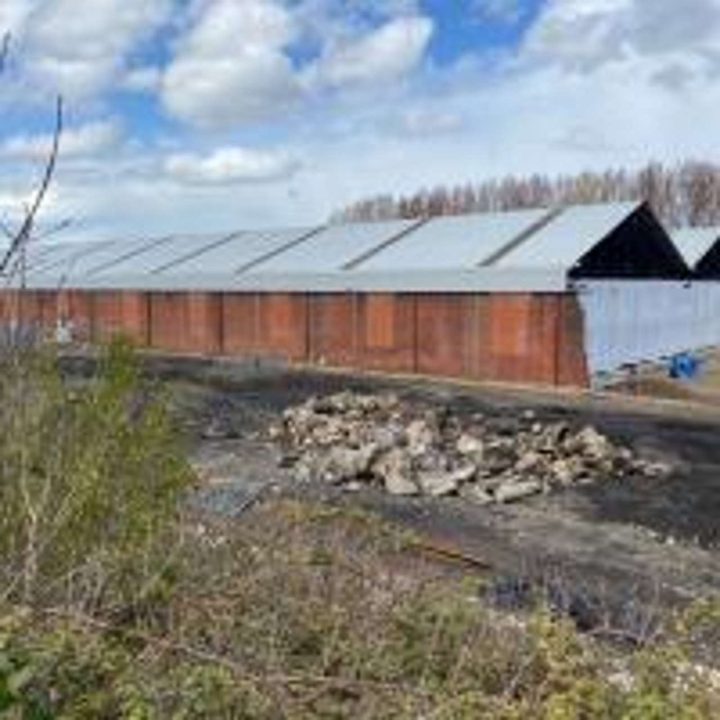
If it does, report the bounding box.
[272,391,671,504]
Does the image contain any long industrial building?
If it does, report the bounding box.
[2,200,716,388]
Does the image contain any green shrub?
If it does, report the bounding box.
[0,342,717,718]
[0,340,193,613]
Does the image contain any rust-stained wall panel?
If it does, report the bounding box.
[65,290,94,342]
[557,294,589,387]
[187,292,222,354]
[356,293,416,372]
[125,291,150,346]
[92,291,148,345]
[2,288,590,388]
[487,295,554,384]
[222,293,309,360]
[221,293,258,355]
[149,292,221,354]
[416,294,474,378]
[148,293,178,350]
[258,293,308,361]
[309,294,356,367]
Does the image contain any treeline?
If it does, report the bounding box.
[335,162,720,228]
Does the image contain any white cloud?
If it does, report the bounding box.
[0,120,122,160]
[308,16,434,89]
[293,0,422,47]
[3,0,170,99]
[121,66,162,93]
[161,0,299,128]
[398,107,463,135]
[160,1,435,126]
[0,0,36,38]
[9,0,720,241]
[164,146,301,185]
[524,0,720,74]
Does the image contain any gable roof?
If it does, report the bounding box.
[16,201,687,293]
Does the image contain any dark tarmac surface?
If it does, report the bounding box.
[166,364,720,616]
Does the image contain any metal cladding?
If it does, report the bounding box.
[495,202,642,269]
[497,201,688,279]
[672,227,720,278]
[18,200,691,292]
[6,200,720,389]
[347,209,549,270]
[6,288,589,387]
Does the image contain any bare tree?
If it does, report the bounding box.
[0,33,10,74]
[335,161,720,228]
[0,31,63,345]
[0,97,63,276]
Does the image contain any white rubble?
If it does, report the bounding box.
[274,392,671,505]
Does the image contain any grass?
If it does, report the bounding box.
[0,498,719,718]
[0,341,719,718]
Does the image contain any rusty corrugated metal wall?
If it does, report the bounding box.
[0,289,589,387]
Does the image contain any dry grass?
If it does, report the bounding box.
[0,343,719,718]
[2,498,720,718]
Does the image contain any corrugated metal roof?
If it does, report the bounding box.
[82,237,172,276]
[672,227,720,269]
[90,233,231,277]
[20,242,82,272]
[248,219,416,273]
[18,237,165,286]
[159,228,315,275]
[27,240,117,276]
[17,200,675,292]
[21,242,64,268]
[494,201,643,268]
[352,209,549,271]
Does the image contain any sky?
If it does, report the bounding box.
[1,0,720,240]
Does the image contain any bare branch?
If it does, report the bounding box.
[0,33,10,75]
[0,217,73,249]
[34,217,73,241]
[0,95,63,275]
[0,219,13,239]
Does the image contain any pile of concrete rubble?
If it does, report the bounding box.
[272,392,670,504]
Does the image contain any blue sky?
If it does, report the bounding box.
[1,0,720,239]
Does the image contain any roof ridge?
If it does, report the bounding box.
[478,205,565,267]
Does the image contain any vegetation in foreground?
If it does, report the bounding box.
[0,342,718,719]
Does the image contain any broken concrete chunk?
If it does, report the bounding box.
[318,445,377,484]
[496,479,543,504]
[417,471,460,497]
[417,463,475,497]
[515,451,543,474]
[374,449,418,496]
[275,391,668,505]
[572,426,613,460]
[405,419,436,456]
[456,433,485,458]
[460,484,495,506]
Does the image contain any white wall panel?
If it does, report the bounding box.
[578,281,720,375]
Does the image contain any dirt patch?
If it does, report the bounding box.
[163,366,720,617]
